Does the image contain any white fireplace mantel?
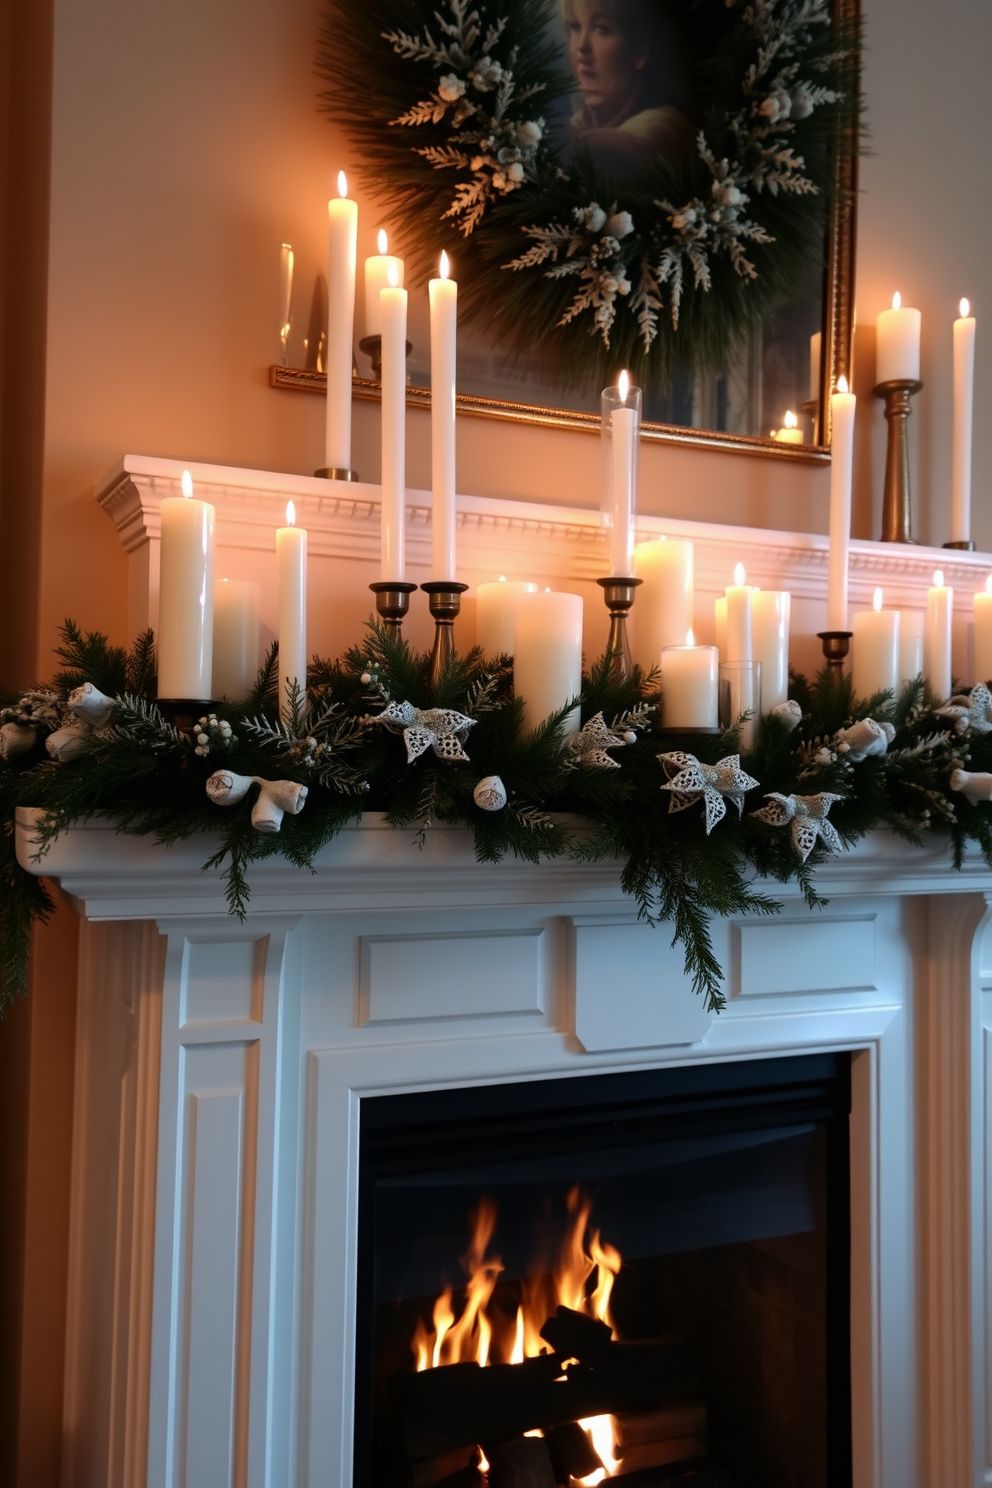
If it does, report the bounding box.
[21,810,992,1488]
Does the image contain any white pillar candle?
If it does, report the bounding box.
[278,243,294,363]
[158,469,215,699]
[379,275,407,580]
[601,372,640,577]
[951,298,976,545]
[212,579,260,701]
[724,563,752,662]
[714,596,727,659]
[852,588,900,700]
[876,291,921,384]
[476,577,538,656]
[925,569,953,700]
[827,376,856,632]
[632,538,693,673]
[660,635,718,730]
[429,251,458,580]
[772,410,803,445]
[364,229,403,339]
[899,610,924,690]
[513,590,583,735]
[325,173,358,473]
[809,331,822,403]
[973,576,992,683]
[277,501,307,719]
[751,590,791,709]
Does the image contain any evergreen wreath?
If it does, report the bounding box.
[4,619,992,1019]
[318,0,859,385]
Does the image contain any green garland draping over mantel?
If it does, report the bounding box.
[3,621,992,1015]
[318,0,859,385]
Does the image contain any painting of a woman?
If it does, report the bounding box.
[563,0,696,179]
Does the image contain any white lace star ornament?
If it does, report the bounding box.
[369,700,475,763]
[657,751,759,834]
[564,711,633,770]
[752,791,845,862]
[934,684,992,735]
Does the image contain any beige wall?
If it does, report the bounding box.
[38,0,992,669]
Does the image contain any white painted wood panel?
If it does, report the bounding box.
[359,929,545,1025]
[736,915,878,997]
[571,919,712,1050]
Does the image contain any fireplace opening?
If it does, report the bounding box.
[355,1054,851,1488]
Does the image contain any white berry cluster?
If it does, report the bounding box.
[193,714,237,758]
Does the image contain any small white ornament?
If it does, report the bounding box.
[657,751,759,834]
[0,722,37,759]
[67,682,114,727]
[368,700,475,763]
[935,684,992,735]
[473,774,507,811]
[205,770,308,834]
[564,711,631,770]
[770,700,803,732]
[834,718,895,762]
[45,724,92,762]
[752,791,845,862]
[950,767,992,806]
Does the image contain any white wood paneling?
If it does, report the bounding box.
[571,917,713,1049]
[736,915,878,996]
[359,928,545,1025]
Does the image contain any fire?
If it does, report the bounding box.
[411,1187,623,1477]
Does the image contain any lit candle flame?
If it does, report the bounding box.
[377,228,388,255]
[873,586,883,612]
[387,261,399,288]
[181,469,193,499]
[499,575,507,582]
[337,170,348,198]
[686,627,694,646]
[934,569,944,588]
[836,375,849,394]
[478,1450,490,1475]
[960,297,971,319]
[783,409,797,429]
[892,291,901,310]
[618,369,629,403]
[734,562,745,586]
[439,250,450,280]
[286,500,296,527]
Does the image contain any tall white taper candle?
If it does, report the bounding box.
[429,251,458,579]
[277,501,307,719]
[158,469,215,699]
[379,271,407,580]
[925,569,953,701]
[827,376,856,632]
[951,298,976,545]
[325,173,358,472]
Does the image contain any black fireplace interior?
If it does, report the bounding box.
[356,1054,851,1488]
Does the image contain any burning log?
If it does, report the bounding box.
[410,1446,482,1488]
[543,1421,602,1483]
[614,1401,707,1450]
[486,1438,557,1488]
[539,1307,612,1364]
[612,1435,707,1475]
[399,1340,696,1459]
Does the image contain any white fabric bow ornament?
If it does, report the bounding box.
[369,700,475,763]
[752,791,845,862]
[657,751,759,834]
[564,711,633,770]
[834,718,895,761]
[934,684,992,735]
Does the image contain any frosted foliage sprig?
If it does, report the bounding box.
[383,0,547,235]
[507,201,635,345]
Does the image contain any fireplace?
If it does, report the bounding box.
[356,1055,852,1488]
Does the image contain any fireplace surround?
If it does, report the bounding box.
[17,808,992,1488]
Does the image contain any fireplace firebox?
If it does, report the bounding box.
[356,1054,851,1488]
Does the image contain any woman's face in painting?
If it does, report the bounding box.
[566,2,649,120]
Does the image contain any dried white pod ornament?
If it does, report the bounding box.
[473,774,507,811]
[206,770,254,805]
[769,699,802,732]
[45,724,92,762]
[67,682,115,727]
[0,722,38,759]
[950,767,992,806]
[205,770,308,834]
[835,718,894,762]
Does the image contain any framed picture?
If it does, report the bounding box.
[276,0,859,456]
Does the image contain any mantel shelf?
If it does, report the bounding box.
[16,807,992,923]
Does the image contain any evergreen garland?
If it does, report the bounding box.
[4,621,992,1018]
[317,0,859,386]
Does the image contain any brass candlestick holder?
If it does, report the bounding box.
[422,581,469,687]
[816,630,852,675]
[944,539,976,551]
[597,576,642,680]
[369,581,417,633]
[358,334,412,380]
[873,378,923,543]
[315,465,359,481]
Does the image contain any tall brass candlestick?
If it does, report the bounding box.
[874,378,923,543]
[422,581,468,687]
[597,576,642,680]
